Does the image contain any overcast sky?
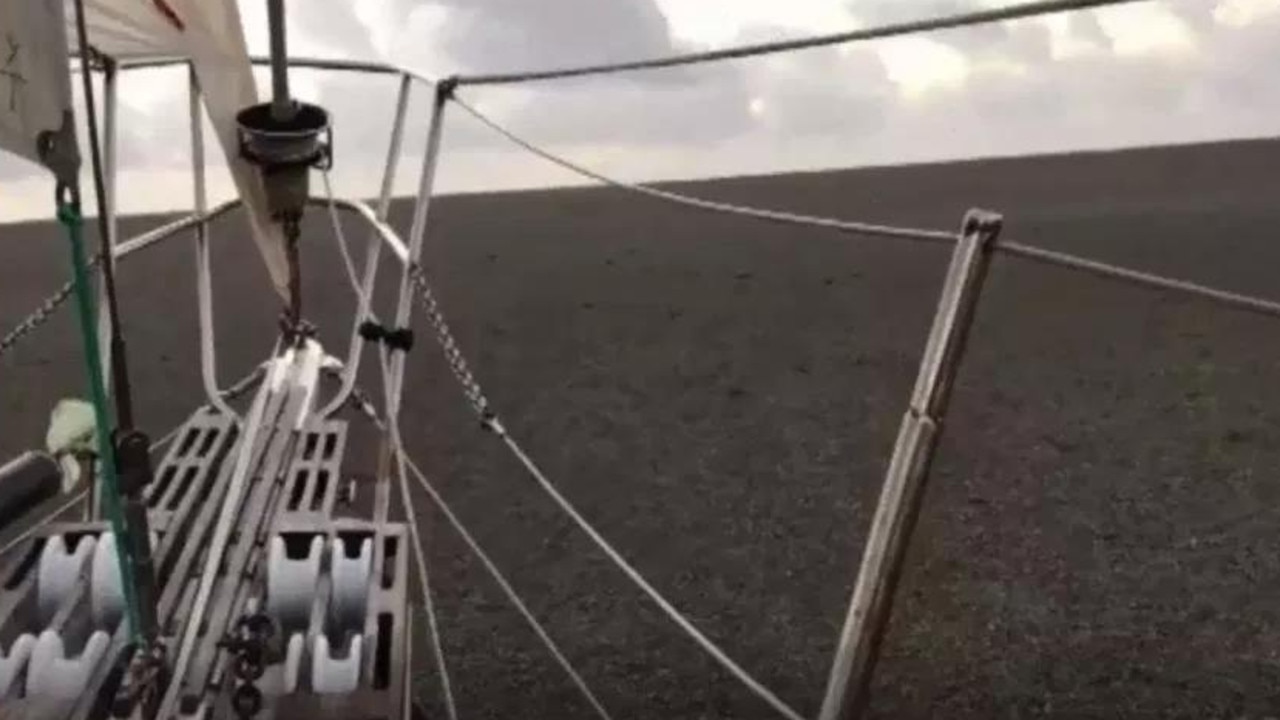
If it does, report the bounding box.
[1,0,1279,220]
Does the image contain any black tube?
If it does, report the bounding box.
[0,452,62,532]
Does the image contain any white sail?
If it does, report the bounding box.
[79,0,292,301]
[0,0,76,181]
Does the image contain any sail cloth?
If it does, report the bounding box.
[77,0,291,301]
[0,0,77,184]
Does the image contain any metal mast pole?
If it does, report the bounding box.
[267,0,294,122]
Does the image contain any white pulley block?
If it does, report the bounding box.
[329,536,372,631]
[91,532,123,629]
[267,535,322,630]
[26,629,110,698]
[37,534,96,623]
[283,633,305,694]
[311,633,362,695]
[91,531,159,630]
[0,634,36,696]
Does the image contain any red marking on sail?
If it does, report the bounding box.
[152,0,186,31]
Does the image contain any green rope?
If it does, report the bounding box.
[58,201,143,642]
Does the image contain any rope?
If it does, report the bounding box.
[996,241,1280,319]
[488,420,807,720]
[336,375,612,719]
[401,450,616,720]
[452,94,1280,322]
[58,201,143,642]
[323,171,365,297]
[450,95,956,246]
[457,0,1148,85]
[319,173,607,713]
[393,399,460,720]
[385,212,805,718]
[321,173,461,719]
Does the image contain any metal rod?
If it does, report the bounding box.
[266,0,293,121]
[95,58,118,392]
[189,64,239,419]
[386,85,449,420]
[115,55,429,83]
[320,72,414,418]
[456,0,1148,86]
[90,58,119,521]
[817,209,1003,720]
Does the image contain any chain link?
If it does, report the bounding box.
[405,261,493,423]
[0,253,104,360]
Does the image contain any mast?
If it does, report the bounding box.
[237,0,332,343]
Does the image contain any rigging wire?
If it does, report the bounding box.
[450,95,956,246]
[997,240,1280,319]
[382,345,460,720]
[320,174,615,718]
[370,198,808,717]
[456,0,1149,86]
[450,94,1280,321]
[488,420,808,720]
[400,450,617,720]
[323,171,461,720]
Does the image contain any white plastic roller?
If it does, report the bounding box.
[37,534,96,624]
[329,536,372,631]
[282,633,305,694]
[311,633,362,694]
[26,629,110,698]
[0,633,36,696]
[91,531,160,630]
[266,535,322,630]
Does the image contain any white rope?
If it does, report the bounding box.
[323,171,366,303]
[997,240,1280,319]
[329,168,605,717]
[451,94,1280,322]
[381,345,460,720]
[324,170,461,720]
[399,450,616,720]
[486,419,808,720]
[341,135,804,716]
[449,95,955,245]
[456,0,1148,85]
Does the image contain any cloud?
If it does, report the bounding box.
[360,0,678,81]
[2,0,1280,224]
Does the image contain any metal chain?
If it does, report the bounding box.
[405,262,493,423]
[0,253,104,360]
